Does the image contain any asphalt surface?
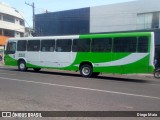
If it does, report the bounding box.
[0,63,160,120]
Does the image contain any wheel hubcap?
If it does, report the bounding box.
[82,67,90,76]
[155,72,160,78]
[20,63,25,70]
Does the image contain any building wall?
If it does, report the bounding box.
[35,0,160,36]
[35,8,90,36]
[0,2,25,39]
[34,0,160,45]
[0,2,24,19]
[0,2,25,47]
[90,0,160,33]
[0,19,25,33]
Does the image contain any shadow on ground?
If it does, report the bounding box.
[0,66,152,84]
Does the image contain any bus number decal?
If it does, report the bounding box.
[18,53,25,57]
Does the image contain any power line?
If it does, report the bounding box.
[16,10,31,29]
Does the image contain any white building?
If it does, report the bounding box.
[90,0,160,33]
[0,2,25,46]
[0,2,25,61]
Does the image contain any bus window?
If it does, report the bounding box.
[41,40,55,52]
[6,42,16,54]
[91,38,112,52]
[17,40,27,51]
[56,39,72,52]
[113,37,137,52]
[72,39,90,52]
[137,36,148,53]
[27,40,40,51]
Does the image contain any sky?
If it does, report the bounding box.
[0,0,135,27]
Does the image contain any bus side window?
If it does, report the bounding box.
[56,39,72,52]
[137,36,148,53]
[72,39,78,52]
[27,40,40,51]
[17,40,27,51]
[41,40,55,52]
[72,39,90,52]
[42,47,46,51]
[113,37,137,52]
[91,38,112,52]
[50,47,54,51]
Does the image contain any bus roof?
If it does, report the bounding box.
[7,32,152,41]
[8,35,79,41]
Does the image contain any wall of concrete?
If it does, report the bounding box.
[90,0,160,33]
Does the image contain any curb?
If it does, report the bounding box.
[0,62,4,66]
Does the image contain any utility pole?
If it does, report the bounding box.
[25,2,35,32]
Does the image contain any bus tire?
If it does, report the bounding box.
[80,64,93,77]
[33,68,41,72]
[18,61,27,71]
[154,69,160,79]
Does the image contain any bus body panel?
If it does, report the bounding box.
[4,32,155,75]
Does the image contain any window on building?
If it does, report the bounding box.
[152,12,159,28]
[3,15,15,23]
[4,29,14,37]
[137,36,148,53]
[72,39,90,52]
[56,39,72,52]
[137,13,152,29]
[20,20,24,26]
[20,33,24,37]
[91,38,112,52]
[41,40,55,52]
[27,40,40,51]
[17,40,27,51]
[113,37,137,52]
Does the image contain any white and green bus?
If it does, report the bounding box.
[4,32,155,77]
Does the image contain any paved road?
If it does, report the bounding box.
[0,65,160,120]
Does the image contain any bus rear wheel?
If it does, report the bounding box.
[80,64,93,77]
[18,61,27,71]
[154,69,160,79]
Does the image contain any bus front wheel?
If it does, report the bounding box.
[80,64,93,77]
[18,61,27,71]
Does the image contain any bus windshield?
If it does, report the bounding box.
[6,42,16,54]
